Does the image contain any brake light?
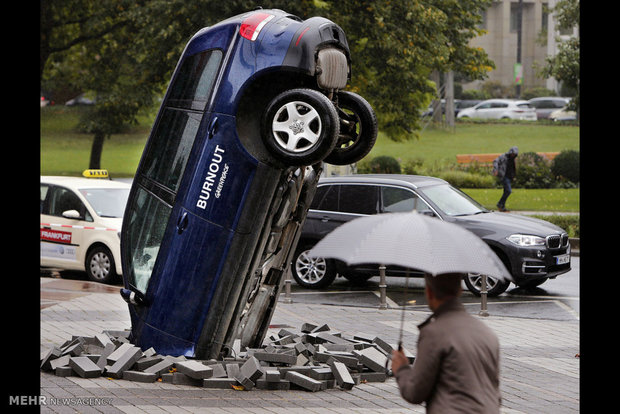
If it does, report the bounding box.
[239,12,274,41]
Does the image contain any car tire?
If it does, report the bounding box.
[324,91,377,165]
[261,88,339,166]
[291,245,337,289]
[463,273,510,297]
[85,245,118,284]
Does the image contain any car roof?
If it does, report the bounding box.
[318,174,448,189]
[528,96,569,102]
[41,176,131,190]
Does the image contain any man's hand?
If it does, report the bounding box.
[391,349,409,373]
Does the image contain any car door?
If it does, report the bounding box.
[306,184,379,240]
[473,102,493,118]
[40,184,90,269]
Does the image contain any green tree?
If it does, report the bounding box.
[541,0,579,114]
[41,0,494,167]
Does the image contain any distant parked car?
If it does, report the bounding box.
[549,107,577,121]
[65,94,95,106]
[527,97,570,120]
[456,99,537,121]
[421,99,482,118]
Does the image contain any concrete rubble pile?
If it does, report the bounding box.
[40,323,415,392]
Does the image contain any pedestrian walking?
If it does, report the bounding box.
[492,146,518,212]
[391,273,501,413]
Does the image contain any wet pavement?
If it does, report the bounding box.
[38,269,580,413]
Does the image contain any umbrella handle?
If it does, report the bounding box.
[385,342,404,377]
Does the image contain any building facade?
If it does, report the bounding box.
[465,0,577,95]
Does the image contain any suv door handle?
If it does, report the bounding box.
[320,215,330,223]
[177,211,189,234]
[207,116,219,139]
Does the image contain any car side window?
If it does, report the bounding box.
[477,103,491,109]
[41,184,50,214]
[48,186,92,222]
[338,185,378,215]
[311,185,339,211]
[492,102,508,108]
[381,187,434,214]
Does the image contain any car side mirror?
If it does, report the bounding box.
[420,210,436,218]
[62,209,82,219]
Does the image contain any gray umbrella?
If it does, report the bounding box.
[309,211,511,280]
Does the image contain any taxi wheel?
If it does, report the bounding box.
[324,91,378,165]
[85,246,118,284]
[262,88,339,166]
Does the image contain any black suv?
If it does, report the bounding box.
[293,175,571,296]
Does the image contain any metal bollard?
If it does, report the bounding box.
[283,268,293,304]
[479,273,489,317]
[378,265,387,310]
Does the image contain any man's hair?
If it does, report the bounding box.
[424,273,463,300]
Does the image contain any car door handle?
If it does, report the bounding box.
[321,216,330,223]
[207,116,219,139]
[177,211,189,234]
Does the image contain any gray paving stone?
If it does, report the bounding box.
[69,356,102,378]
[285,371,323,392]
[175,360,214,379]
[105,345,142,379]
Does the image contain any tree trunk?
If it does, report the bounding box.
[89,132,106,169]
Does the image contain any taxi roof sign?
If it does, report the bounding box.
[82,169,109,178]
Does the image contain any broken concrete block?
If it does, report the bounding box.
[203,377,237,389]
[60,338,84,357]
[316,332,351,345]
[307,367,334,381]
[327,358,355,390]
[170,372,203,386]
[69,357,102,378]
[41,347,62,371]
[94,333,114,348]
[239,356,263,383]
[106,343,135,365]
[353,333,374,343]
[360,371,387,382]
[265,369,280,382]
[50,355,71,371]
[311,324,330,333]
[295,353,310,366]
[134,355,164,371]
[372,337,393,354]
[122,370,158,383]
[300,323,317,333]
[96,342,116,370]
[143,357,175,376]
[225,363,240,379]
[105,346,142,379]
[354,347,387,373]
[175,360,213,380]
[209,363,227,378]
[285,371,322,392]
[253,351,297,366]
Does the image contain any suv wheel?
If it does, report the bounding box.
[464,273,510,297]
[85,245,118,284]
[291,246,337,289]
[262,88,339,166]
[325,91,378,165]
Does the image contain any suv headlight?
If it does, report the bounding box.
[507,234,545,247]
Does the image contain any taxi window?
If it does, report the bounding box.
[41,184,49,213]
[48,186,93,222]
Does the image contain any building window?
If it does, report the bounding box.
[510,2,522,33]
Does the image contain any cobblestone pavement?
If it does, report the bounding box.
[39,278,579,413]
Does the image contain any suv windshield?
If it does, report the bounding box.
[80,188,130,218]
[419,184,488,216]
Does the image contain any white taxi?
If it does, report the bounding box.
[40,171,130,284]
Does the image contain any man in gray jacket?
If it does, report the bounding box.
[391,273,501,413]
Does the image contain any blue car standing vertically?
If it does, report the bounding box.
[120,9,377,359]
